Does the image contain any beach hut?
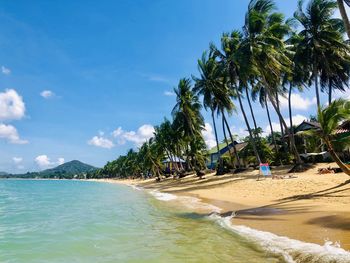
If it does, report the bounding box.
[206,141,248,169]
[162,157,186,174]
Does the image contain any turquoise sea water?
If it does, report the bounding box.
[1,180,350,263]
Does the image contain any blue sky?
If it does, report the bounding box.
[0,0,346,173]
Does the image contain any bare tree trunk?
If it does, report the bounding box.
[288,83,297,158]
[338,0,350,39]
[328,81,332,105]
[235,85,261,164]
[265,97,281,165]
[314,68,321,109]
[222,115,236,169]
[212,110,222,172]
[267,91,302,165]
[245,86,258,130]
[223,113,242,168]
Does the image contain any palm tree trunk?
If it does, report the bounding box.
[222,115,236,169]
[275,91,285,139]
[325,139,350,175]
[288,83,297,157]
[265,97,281,165]
[245,86,258,130]
[267,91,302,165]
[212,110,220,154]
[328,81,332,105]
[223,113,242,168]
[235,85,261,164]
[338,0,350,39]
[314,68,321,109]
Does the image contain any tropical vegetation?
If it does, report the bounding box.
[90,0,350,179]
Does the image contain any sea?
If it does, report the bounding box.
[1,179,350,263]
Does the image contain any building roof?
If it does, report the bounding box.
[336,120,350,134]
[162,157,186,163]
[207,141,247,155]
[294,121,320,133]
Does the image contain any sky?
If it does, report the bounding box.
[0,0,348,173]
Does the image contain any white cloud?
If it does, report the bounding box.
[1,66,11,75]
[35,155,51,169]
[40,90,54,99]
[0,123,28,144]
[0,89,25,121]
[112,124,155,147]
[202,123,217,149]
[164,91,175,96]
[12,157,23,164]
[264,114,307,134]
[34,155,64,169]
[88,136,115,149]
[230,125,249,139]
[279,93,316,111]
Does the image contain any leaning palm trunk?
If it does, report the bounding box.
[288,83,297,158]
[222,113,242,168]
[245,86,258,131]
[314,67,321,109]
[222,116,236,169]
[267,91,302,165]
[328,81,333,105]
[235,85,261,164]
[325,139,350,175]
[265,97,282,165]
[211,110,222,172]
[338,0,350,39]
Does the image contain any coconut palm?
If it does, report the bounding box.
[193,51,241,168]
[172,78,205,171]
[212,31,262,164]
[294,0,347,109]
[242,0,303,166]
[300,99,350,175]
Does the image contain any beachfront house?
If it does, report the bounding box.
[162,157,186,174]
[206,141,248,169]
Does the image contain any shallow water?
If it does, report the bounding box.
[0,180,349,263]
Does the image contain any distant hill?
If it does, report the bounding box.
[0,171,8,176]
[42,160,97,175]
[1,160,98,179]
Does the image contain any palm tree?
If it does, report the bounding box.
[243,0,303,166]
[294,0,347,109]
[212,31,262,164]
[193,51,241,168]
[300,99,350,175]
[172,78,205,171]
[337,0,350,38]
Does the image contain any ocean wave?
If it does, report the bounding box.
[149,190,178,201]
[208,213,350,263]
[149,190,221,213]
[130,185,142,191]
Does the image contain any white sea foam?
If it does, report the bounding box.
[130,185,142,191]
[149,190,221,213]
[209,213,350,263]
[149,190,178,201]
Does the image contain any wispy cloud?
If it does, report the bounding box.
[1,66,11,75]
[141,73,172,84]
[88,136,115,149]
[40,90,55,99]
[164,90,175,96]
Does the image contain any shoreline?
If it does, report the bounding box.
[87,162,350,252]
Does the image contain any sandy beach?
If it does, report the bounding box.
[92,162,350,251]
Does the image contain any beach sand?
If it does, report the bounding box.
[92,163,350,250]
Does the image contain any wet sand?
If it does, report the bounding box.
[91,163,350,250]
